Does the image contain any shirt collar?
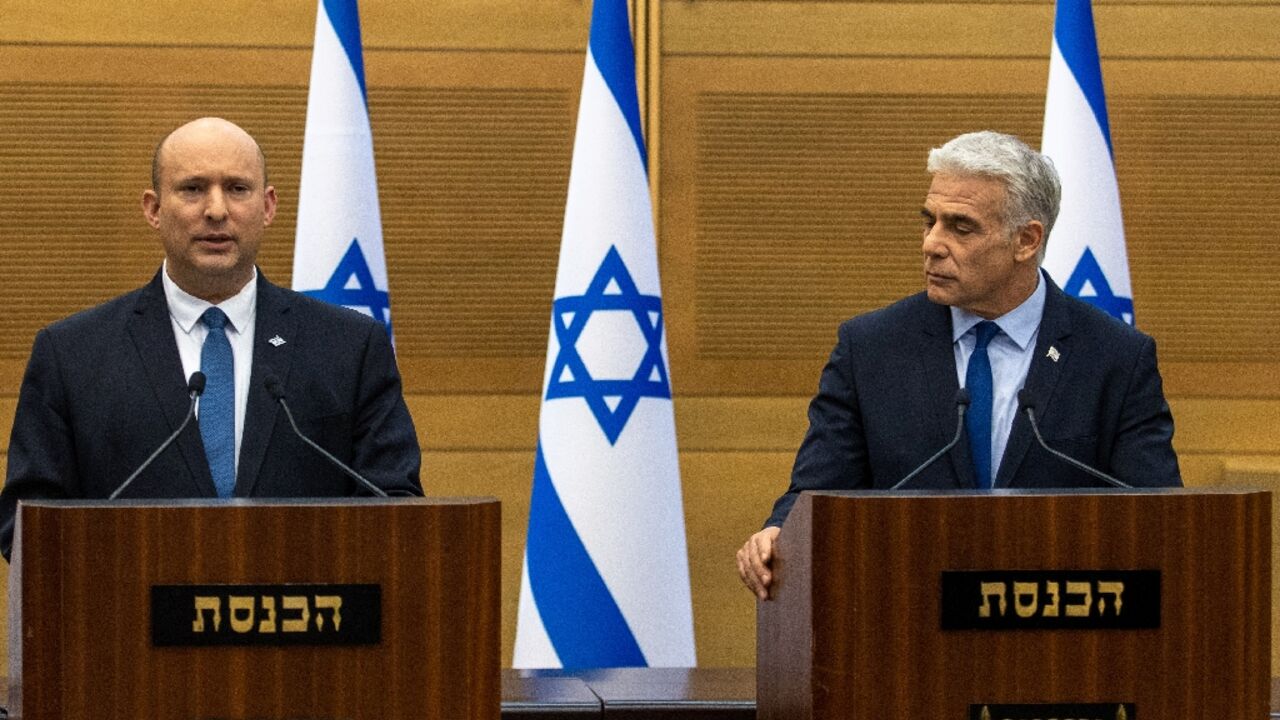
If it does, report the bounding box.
[162,261,258,335]
[950,270,1046,350]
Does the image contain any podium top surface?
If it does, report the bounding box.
[806,486,1269,499]
[16,495,499,509]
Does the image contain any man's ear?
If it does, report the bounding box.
[262,185,278,227]
[1015,220,1044,263]
[142,189,162,230]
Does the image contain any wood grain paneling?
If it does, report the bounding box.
[0,0,593,53]
[662,52,1280,393]
[0,83,305,363]
[1222,461,1280,675]
[0,62,580,392]
[662,2,1280,59]
[1114,95,1280,362]
[692,92,1041,361]
[376,87,572,359]
[11,499,501,719]
[760,490,1271,717]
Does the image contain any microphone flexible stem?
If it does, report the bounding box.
[1023,405,1129,489]
[274,396,389,498]
[890,391,970,491]
[109,380,202,500]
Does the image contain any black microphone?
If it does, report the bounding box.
[109,372,206,500]
[263,373,389,498]
[1017,389,1131,489]
[889,388,971,490]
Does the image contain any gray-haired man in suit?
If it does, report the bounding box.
[737,131,1179,599]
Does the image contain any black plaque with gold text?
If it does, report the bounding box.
[942,570,1159,630]
[152,583,381,646]
[970,702,1136,719]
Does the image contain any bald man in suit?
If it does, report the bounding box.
[1,117,421,559]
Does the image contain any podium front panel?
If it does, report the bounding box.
[758,489,1270,719]
[8,497,501,720]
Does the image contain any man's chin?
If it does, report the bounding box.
[190,252,247,275]
[925,285,956,307]
[188,258,254,288]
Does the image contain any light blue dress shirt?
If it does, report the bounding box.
[951,273,1047,484]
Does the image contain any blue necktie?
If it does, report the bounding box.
[200,307,235,498]
[965,321,1000,489]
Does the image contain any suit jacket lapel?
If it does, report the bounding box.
[126,271,216,496]
[995,274,1071,488]
[235,273,296,495]
[918,299,974,488]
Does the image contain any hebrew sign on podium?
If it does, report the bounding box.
[8,497,500,719]
[757,489,1270,719]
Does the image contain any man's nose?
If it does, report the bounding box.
[922,225,946,257]
[204,188,227,221]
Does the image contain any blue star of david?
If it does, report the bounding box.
[301,238,393,334]
[545,245,671,445]
[1062,247,1135,325]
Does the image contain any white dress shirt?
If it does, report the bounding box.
[161,262,257,477]
[950,273,1047,484]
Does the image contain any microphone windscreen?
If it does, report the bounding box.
[1017,388,1035,412]
[188,371,206,395]
[263,373,285,400]
[954,387,971,407]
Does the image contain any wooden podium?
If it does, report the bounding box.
[8,497,500,719]
[758,489,1271,719]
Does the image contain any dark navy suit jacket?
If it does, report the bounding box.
[765,275,1181,527]
[1,270,422,557]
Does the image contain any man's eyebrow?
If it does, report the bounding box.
[926,209,979,226]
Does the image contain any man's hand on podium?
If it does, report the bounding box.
[736,526,781,601]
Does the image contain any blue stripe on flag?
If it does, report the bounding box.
[1054,0,1112,154]
[588,0,648,167]
[527,441,647,669]
[323,0,369,101]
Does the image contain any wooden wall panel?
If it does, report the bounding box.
[374,86,572,361]
[691,92,1041,362]
[0,45,584,394]
[0,82,305,363]
[1220,462,1280,676]
[0,0,593,52]
[661,48,1280,400]
[662,2,1280,59]
[1113,96,1280,362]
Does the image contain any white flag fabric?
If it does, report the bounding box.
[1041,0,1135,325]
[514,0,696,669]
[293,0,393,336]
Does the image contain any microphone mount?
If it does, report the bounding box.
[889,388,971,491]
[1016,389,1131,489]
[263,372,389,498]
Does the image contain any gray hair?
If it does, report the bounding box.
[926,131,1061,258]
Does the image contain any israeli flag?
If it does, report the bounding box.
[513,0,696,669]
[1041,0,1135,325]
[293,0,393,337]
